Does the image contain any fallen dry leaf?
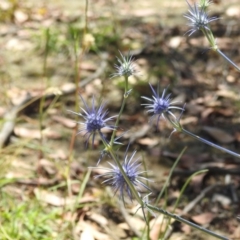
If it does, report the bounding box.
[6,88,29,105]
[34,188,96,206]
[201,108,214,119]
[215,108,234,117]
[14,10,28,23]
[34,189,75,206]
[212,193,231,208]
[80,62,97,71]
[80,229,95,240]
[14,127,61,139]
[150,215,174,240]
[191,212,215,225]
[61,82,76,93]
[42,128,62,139]
[39,158,57,175]
[75,221,110,240]
[202,126,235,143]
[87,212,108,226]
[49,149,67,160]
[180,116,198,126]
[137,137,158,146]
[169,36,183,48]
[51,115,77,128]
[14,127,41,139]
[235,132,240,142]
[5,38,33,51]
[181,224,191,235]
[216,89,240,101]
[226,6,240,17]
[0,107,6,117]
[231,225,240,239]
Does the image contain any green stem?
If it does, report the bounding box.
[155,147,187,205]
[147,204,229,240]
[110,75,129,145]
[201,28,217,50]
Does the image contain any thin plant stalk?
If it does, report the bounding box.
[182,128,240,158]
[67,32,81,196]
[110,75,130,145]
[216,48,240,72]
[151,147,186,238]
[73,169,91,212]
[39,28,51,159]
[155,147,187,205]
[166,114,240,159]
[67,0,89,198]
[146,204,228,240]
[173,170,208,212]
[140,154,151,240]
[162,169,208,238]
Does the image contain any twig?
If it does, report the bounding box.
[0,94,33,149]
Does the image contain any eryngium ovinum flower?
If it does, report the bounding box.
[184,0,218,36]
[111,51,137,78]
[95,150,151,203]
[141,84,184,126]
[69,96,116,147]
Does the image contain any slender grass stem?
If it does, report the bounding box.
[146,204,229,240]
[162,170,208,238]
[39,28,50,159]
[155,147,187,205]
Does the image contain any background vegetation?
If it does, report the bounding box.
[0,0,240,239]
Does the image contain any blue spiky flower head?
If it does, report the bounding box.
[111,51,137,78]
[69,96,116,147]
[141,83,184,126]
[95,149,151,203]
[184,0,218,36]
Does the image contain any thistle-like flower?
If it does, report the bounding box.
[141,84,184,126]
[69,96,116,147]
[184,0,218,36]
[95,150,151,202]
[111,51,137,78]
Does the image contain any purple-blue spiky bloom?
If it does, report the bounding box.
[184,0,218,36]
[95,150,151,202]
[141,83,184,126]
[69,96,116,147]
